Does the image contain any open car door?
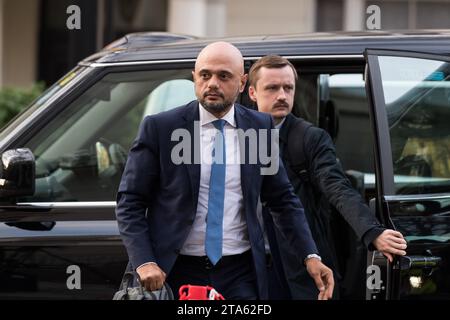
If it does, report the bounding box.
[365,49,450,300]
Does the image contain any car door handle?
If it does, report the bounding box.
[398,255,441,271]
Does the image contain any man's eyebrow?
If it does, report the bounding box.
[198,68,233,75]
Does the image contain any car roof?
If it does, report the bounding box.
[82,30,450,64]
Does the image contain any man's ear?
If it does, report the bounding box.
[239,74,248,92]
[191,70,195,81]
[248,85,257,102]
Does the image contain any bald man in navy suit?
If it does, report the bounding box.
[116,42,334,300]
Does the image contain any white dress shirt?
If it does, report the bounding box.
[180,104,251,256]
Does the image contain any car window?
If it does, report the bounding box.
[313,73,376,198]
[20,68,196,202]
[289,70,375,196]
[0,66,87,142]
[377,55,450,195]
[328,73,374,175]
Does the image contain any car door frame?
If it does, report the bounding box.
[364,48,450,300]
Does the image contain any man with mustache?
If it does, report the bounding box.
[116,43,334,300]
[248,55,407,299]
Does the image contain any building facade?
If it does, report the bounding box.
[1,0,450,88]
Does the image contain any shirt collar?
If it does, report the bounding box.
[275,117,286,129]
[199,103,236,128]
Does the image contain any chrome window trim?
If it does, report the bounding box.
[81,54,364,68]
[16,194,450,206]
[384,193,450,202]
[15,201,117,208]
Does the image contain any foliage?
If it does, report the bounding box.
[0,82,45,128]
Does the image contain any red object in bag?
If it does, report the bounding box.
[178,285,225,300]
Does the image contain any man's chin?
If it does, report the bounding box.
[271,110,288,120]
[203,102,228,113]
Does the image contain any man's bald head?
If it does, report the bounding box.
[193,42,247,118]
[195,41,245,75]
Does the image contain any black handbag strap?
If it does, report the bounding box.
[159,282,175,300]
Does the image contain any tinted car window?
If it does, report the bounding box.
[0,67,87,142]
[328,73,374,174]
[378,55,450,195]
[314,72,376,199]
[20,69,196,202]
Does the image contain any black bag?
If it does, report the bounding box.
[112,271,174,300]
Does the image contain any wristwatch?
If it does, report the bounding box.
[304,253,322,264]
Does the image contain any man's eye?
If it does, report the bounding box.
[219,73,230,79]
[200,73,210,79]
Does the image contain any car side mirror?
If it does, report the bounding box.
[0,148,35,198]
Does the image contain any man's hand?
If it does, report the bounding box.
[136,263,166,291]
[305,258,334,300]
[373,229,407,263]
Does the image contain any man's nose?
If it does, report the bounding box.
[207,75,220,88]
[277,88,287,100]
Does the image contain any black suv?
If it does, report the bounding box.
[1,31,450,300]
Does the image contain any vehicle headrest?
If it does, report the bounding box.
[144,79,196,116]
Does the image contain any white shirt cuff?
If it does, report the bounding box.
[136,261,158,271]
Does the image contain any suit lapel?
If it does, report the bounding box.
[182,101,201,210]
[235,104,254,202]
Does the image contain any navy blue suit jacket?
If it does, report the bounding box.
[115,101,317,299]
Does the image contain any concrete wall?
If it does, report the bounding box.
[0,0,39,88]
[226,0,316,36]
[168,0,226,37]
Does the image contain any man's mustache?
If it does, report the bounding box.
[273,102,289,109]
[204,91,224,98]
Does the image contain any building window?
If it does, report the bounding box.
[316,0,344,31]
[104,0,168,43]
[369,1,409,29]
[367,0,450,30]
[417,1,450,28]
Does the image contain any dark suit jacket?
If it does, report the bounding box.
[115,101,318,299]
[279,114,384,250]
[265,113,384,299]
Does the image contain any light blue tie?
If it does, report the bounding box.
[205,119,226,265]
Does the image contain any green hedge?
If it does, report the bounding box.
[0,83,45,128]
